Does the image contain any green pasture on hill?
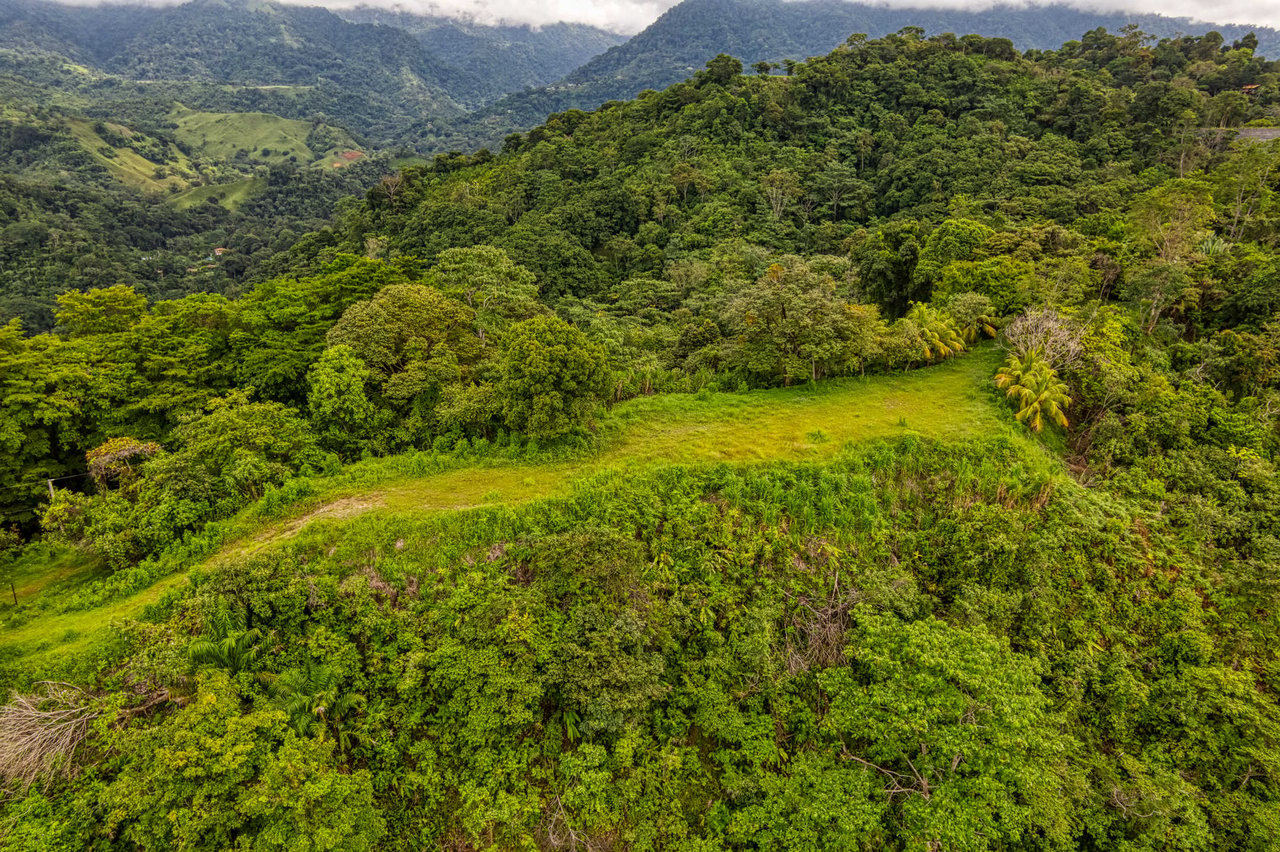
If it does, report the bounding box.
[64,117,191,193]
[169,105,314,163]
[170,176,266,211]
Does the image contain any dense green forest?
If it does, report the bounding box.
[434,0,1280,147]
[5,0,1280,334]
[0,0,626,330]
[2,23,1280,851]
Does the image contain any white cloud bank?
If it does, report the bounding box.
[302,0,673,32]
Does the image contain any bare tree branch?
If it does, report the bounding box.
[0,682,99,790]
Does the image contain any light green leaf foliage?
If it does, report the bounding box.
[497,315,607,439]
[103,674,383,851]
[307,344,379,460]
[821,613,1073,850]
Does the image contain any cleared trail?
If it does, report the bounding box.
[3,348,1011,667]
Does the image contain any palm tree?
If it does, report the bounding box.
[906,302,966,362]
[958,311,997,344]
[271,664,364,751]
[994,349,1042,394]
[189,608,263,675]
[946,292,999,344]
[995,351,1071,432]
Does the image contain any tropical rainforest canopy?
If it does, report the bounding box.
[0,24,1279,851]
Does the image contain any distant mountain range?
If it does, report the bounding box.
[0,0,624,141]
[335,7,626,105]
[1,0,1275,150]
[455,0,1280,146]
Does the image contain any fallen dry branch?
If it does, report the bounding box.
[0,681,171,791]
[0,682,100,790]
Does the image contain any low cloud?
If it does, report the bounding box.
[309,0,1280,33]
[304,0,674,32]
[39,0,1280,36]
[819,0,1280,28]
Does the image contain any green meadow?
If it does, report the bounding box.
[0,348,1020,674]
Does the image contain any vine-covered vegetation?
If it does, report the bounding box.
[1,25,1279,851]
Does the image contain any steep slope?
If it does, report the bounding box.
[7,0,469,109]
[337,7,626,106]
[0,0,150,62]
[455,0,1280,146]
[0,0,473,141]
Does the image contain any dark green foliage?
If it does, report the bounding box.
[42,392,323,568]
[451,0,1280,149]
[337,9,626,107]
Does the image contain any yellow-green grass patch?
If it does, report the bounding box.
[4,347,1033,670]
[169,105,313,163]
[64,117,190,192]
[170,177,265,211]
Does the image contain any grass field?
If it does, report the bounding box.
[64,117,190,193]
[170,177,266,211]
[170,105,314,163]
[0,348,1030,673]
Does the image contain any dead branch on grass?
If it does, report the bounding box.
[0,682,171,790]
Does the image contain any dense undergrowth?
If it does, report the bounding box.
[5,437,1276,849]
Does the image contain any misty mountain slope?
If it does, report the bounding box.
[0,0,153,63]
[1,0,478,111]
[337,7,626,105]
[456,0,1280,144]
[0,0,623,113]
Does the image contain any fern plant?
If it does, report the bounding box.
[271,664,365,751]
[188,607,263,675]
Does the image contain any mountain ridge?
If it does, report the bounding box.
[335,6,626,104]
[446,0,1280,148]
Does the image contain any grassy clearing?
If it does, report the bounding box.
[2,347,1030,672]
[602,347,1006,466]
[333,345,1016,517]
[0,571,188,669]
[169,105,314,163]
[170,177,265,211]
[2,546,104,609]
[64,117,189,192]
